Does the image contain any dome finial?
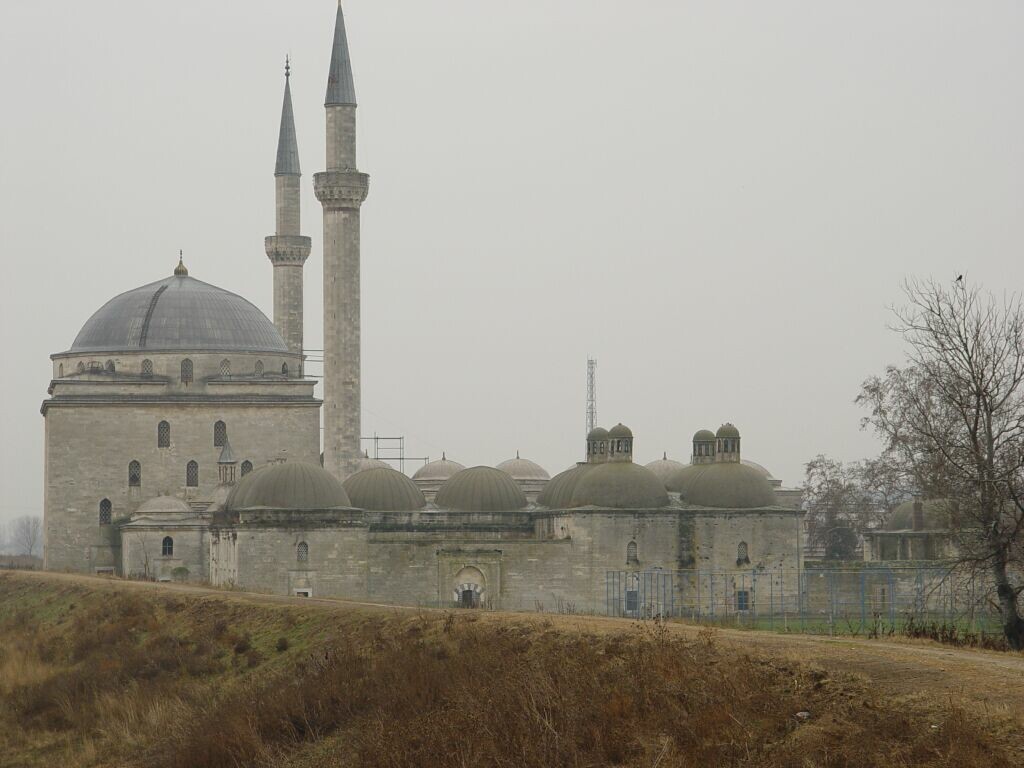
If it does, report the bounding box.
[442,451,446,461]
[516,450,520,459]
[174,250,188,276]
[285,54,291,79]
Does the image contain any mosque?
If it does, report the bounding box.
[41,5,805,613]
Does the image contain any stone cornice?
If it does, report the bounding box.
[41,394,321,415]
[314,170,370,210]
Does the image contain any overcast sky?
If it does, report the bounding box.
[1,1,1022,523]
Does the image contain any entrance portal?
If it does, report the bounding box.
[452,565,486,609]
[460,589,479,609]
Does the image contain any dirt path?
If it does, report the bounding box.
[9,570,1024,721]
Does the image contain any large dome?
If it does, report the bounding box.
[537,464,590,508]
[665,463,705,494]
[226,461,351,511]
[570,462,669,509]
[683,462,776,509]
[435,466,528,512]
[645,454,687,484]
[68,271,288,354]
[343,467,425,511]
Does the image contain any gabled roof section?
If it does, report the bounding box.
[325,2,357,106]
[275,61,301,176]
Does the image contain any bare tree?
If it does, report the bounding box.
[858,277,1024,649]
[802,455,881,560]
[12,515,42,557]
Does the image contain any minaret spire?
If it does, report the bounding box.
[315,2,370,480]
[265,58,311,371]
[275,57,300,175]
[326,1,357,107]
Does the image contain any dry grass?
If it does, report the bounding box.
[0,573,1020,768]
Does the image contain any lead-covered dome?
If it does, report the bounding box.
[343,467,425,511]
[645,454,686,484]
[412,454,466,482]
[226,461,351,511]
[665,463,705,494]
[537,464,590,508]
[683,462,775,509]
[570,462,669,509]
[68,271,288,354]
[885,499,955,531]
[496,454,550,481]
[135,495,192,515]
[435,466,528,512]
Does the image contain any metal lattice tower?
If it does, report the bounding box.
[586,357,597,437]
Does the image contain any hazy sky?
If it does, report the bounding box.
[1,1,1022,523]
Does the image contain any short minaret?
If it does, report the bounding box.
[715,423,741,463]
[217,439,238,485]
[265,57,311,372]
[315,2,370,479]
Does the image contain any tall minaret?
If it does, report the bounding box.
[315,2,369,479]
[265,57,311,371]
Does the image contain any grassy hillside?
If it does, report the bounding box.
[0,572,1018,768]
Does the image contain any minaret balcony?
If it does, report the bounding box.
[265,235,312,265]
[314,171,370,210]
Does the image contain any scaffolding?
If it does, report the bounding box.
[360,435,429,476]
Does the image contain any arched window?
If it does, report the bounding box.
[180,359,193,385]
[158,420,171,448]
[626,540,639,566]
[296,541,309,562]
[58,363,63,377]
[76,362,85,373]
[105,360,115,373]
[128,460,142,488]
[186,460,199,487]
[213,420,227,448]
[254,360,264,377]
[281,362,289,376]
[241,460,253,476]
[141,359,153,376]
[737,541,750,566]
[162,537,174,557]
[219,359,231,377]
[99,499,112,526]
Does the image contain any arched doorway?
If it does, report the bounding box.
[452,566,486,609]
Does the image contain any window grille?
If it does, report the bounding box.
[297,541,309,562]
[281,362,289,376]
[241,460,253,476]
[158,421,171,448]
[128,460,142,488]
[626,540,639,565]
[99,499,112,526]
[219,359,231,377]
[141,359,153,376]
[186,460,199,487]
[105,360,115,373]
[254,360,264,377]
[162,537,174,557]
[58,364,63,377]
[76,362,85,373]
[214,420,227,448]
[736,589,750,611]
[737,541,750,566]
[180,359,193,384]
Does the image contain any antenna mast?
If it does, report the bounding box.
[586,357,597,437]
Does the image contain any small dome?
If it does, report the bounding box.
[885,499,955,531]
[68,273,288,354]
[343,467,425,511]
[435,466,528,512]
[684,462,775,509]
[716,423,740,439]
[570,462,669,509]
[226,461,351,511]
[693,429,716,442]
[537,464,590,508]
[587,427,610,441]
[412,454,466,482]
[608,423,633,439]
[665,463,705,494]
[356,452,391,473]
[135,495,191,515]
[645,454,687,483]
[496,454,550,481]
